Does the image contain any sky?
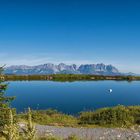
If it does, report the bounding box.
[0,0,140,73]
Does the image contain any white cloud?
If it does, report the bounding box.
[0,52,93,66]
[0,52,139,74]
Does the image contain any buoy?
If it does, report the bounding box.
[109,89,113,93]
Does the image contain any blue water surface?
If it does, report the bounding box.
[6,81,140,114]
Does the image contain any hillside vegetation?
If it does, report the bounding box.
[18,106,140,128]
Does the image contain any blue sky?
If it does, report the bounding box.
[0,0,140,73]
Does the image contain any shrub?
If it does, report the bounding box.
[79,106,134,127]
[65,134,80,140]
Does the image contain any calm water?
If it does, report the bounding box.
[6,81,140,114]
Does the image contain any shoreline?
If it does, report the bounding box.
[2,74,140,81]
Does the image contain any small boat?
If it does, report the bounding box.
[109,89,113,93]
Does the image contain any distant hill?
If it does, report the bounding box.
[4,63,123,76]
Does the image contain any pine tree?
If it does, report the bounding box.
[0,66,15,135]
[2,109,19,140]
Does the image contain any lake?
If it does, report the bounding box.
[6,80,140,114]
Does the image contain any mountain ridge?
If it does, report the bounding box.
[4,63,122,76]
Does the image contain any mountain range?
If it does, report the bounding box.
[4,63,123,76]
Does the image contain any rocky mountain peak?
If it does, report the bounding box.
[5,63,120,75]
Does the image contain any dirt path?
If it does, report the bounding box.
[35,125,140,140]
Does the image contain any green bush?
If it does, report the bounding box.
[64,134,80,140]
[79,106,134,127]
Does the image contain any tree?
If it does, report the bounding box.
[2,109,19,140]
[0,66,15,134]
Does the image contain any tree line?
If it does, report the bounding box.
[3,74,140,81]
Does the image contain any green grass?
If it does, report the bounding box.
[2,106,140,140]
[18,109,78,127]
[17,106,140,128]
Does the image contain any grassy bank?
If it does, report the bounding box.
[1,106,140,140]
[18,105,140,128]
[3,74,140,81]
[18,109,78,127]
